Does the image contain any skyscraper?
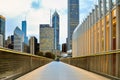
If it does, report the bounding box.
[0,15,5,47]
[22,21,26,36]
[52,11,60,50]
[39,24,54,53]
[30,36,37,55]
[67,0,79,50]
[22,20,28,44]
[14,27,24,52]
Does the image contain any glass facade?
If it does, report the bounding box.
[68,0,79,51]
[52,11,60,50]
[14,27,24,52]
[22,21,28,44]
[22,21,26,36]
[0,15,5,47]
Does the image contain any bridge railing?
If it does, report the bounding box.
[61,50,120,80]
[0,47,53,80]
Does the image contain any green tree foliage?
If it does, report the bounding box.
[44,52,55,59]
[36,51,44,56]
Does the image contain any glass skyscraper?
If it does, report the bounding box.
[14,27,24,52]
[0,15,5,47]
[22,20,28,44]
[52,11,60,50]
[67,0,79,51]
[22,21,26,36]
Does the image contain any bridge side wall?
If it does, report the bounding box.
[61,52,120,79]
[0,49,52,80]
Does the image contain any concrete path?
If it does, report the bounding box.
[16,61,110,80]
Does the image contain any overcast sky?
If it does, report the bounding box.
[0,0,97,45]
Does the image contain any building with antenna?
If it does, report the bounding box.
[22,20,28,45]
[52,11,60,50]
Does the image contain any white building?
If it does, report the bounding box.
[0,34,3,47]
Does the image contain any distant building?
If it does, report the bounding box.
[5,36,10,48]
[67,0,79,51]
[52,11,60,50]
[22,21,26,37]
[37,43,39,53]
[0,15,5,47]
[0,34,3,47]
[39,24,54,53]
[14,27,24,52]
[5,35,14,49]
[29,36,37,54]
[22,20,28,44]
[62,43,67,52]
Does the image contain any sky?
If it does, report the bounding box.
[0,0,97,45]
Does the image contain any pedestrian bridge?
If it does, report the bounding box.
[0,47,120,80]
[16,61,109,80]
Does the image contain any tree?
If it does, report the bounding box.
[36,51,44,57]
[44,52,55,59]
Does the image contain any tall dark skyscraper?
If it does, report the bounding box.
[0,15,5,47]
[67,0,79,51]
[22,20,28,44]
[52,11,60,50]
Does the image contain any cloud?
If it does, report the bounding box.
[31,0,41,9]
[0,0,98,45]
[41,0,67,11]
[0,0,31,17]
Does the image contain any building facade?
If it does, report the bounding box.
[0,34,3,47]
[52,11,60,50]
[72,0,120,57]
[0,15,5,47]
[29,36,37,54]
[39,24,54,53]
[62,43,67,52]
[67,0,79,51]
[22,20,28,44]
[14,27,24,52]
[22,21,26,36]
[8,35,14,49]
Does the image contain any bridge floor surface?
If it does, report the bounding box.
[16,61,110,80]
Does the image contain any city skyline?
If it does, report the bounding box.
[0,0,97,45]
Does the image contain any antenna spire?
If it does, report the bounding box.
[50,9,52,26]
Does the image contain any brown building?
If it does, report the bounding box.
[39,24,54,53]
[29,36,37,55]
